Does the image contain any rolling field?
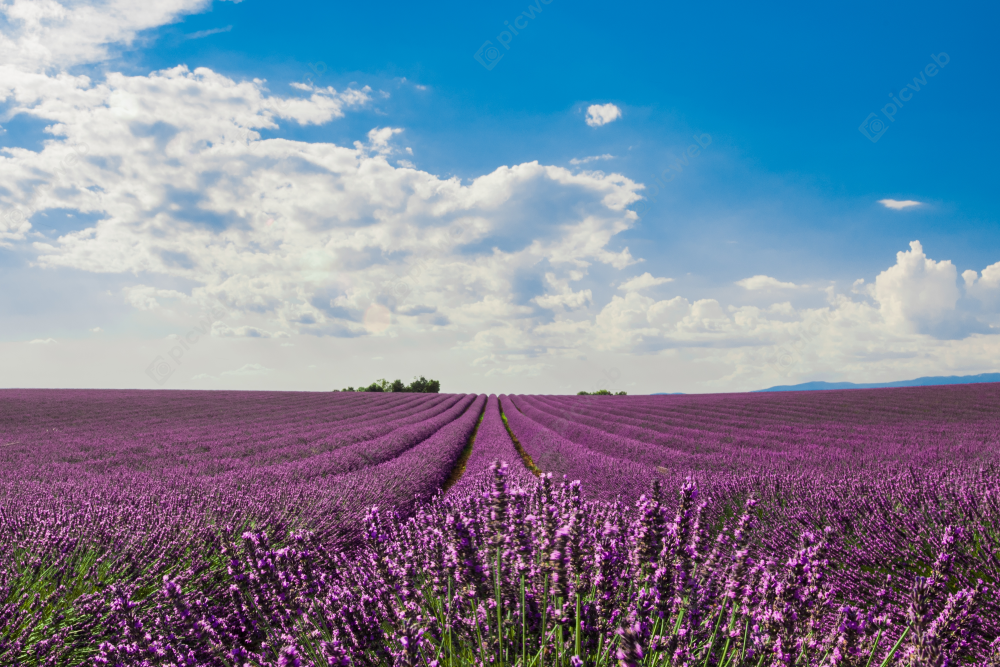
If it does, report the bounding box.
[1,386,998,665]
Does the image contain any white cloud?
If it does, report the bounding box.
[585,104,622,127]
[0,62,644,351]
[963,260,1000,308]
[0,0,213,72]
[570,154,614,165]
[356,126,404,156]
[0,208,32,246]
[879,199,922,210]
[647,296,692,329]
[736,275,800,290]
[873,240,959,331]
[211,324,288,338]
[964,261,1000,291]
[28,338,57,344]
[618,272,672,292]
[534,272,593,310]
[221,363,272,376]
[184,25,232,40]
[90,327,102,333]
[122,285,189,311]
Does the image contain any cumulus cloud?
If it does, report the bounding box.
[355,126,404,156]
[618,272,672,292]
[0,0,213,71]
[0,56,639,356]
[736,275,800,290]
[0,208,32,246]
[574,240,999,385]
[534,273,593,310]
[873,241,959,331]
[879,199,922,210]
[585,104,622,127]
[963,262,1000,291]
[963,261,1000,309]
[1,5,641,367]
[28,338,57,344]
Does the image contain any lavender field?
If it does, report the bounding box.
[1,385,998,665]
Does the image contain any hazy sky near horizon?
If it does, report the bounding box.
[1,0,998,394]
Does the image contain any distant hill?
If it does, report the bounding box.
[757,373,1000,393]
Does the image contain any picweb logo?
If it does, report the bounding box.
[859,53,950,143]
[473,0,553,71]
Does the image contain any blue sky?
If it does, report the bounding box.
[0,0,998,393]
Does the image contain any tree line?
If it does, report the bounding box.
[336,376,441,393]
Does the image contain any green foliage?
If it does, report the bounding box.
[338,375,441,393]
[576,389,627,395]
[407,375,441,393]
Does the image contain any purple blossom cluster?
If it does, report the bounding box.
[0,384,998,663]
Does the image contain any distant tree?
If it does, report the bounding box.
[406,376,440,393]
[337,377,441,393]
[363,379,392,392]
[576,389,627,396]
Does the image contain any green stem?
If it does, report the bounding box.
[497,546,503,665]
[575,593,582,659]
[473,599,488,661]
[539,577,549,667]
[448,576,453,667]
[864,629,883,667]
[739,619,749,663]
[522,574,527,667]
[702,607,726,667]
[878,625,911,667]
[557,595,564,664]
